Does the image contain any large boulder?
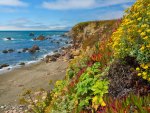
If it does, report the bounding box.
[29,45,40,53]
[45,53,61,63]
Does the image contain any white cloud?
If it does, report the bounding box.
[0,0,28,7]
[42,0,135,10]
[42,0,95,10]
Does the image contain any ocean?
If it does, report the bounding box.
[0,31,71,72]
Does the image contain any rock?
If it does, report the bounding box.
[28,45,40,53]
[53,53,61,58]
[56,41,60,44]
[6,37,12,40]
[64,53,74,60]
[65,41,69,44]
[72,50,80,56]
[54,50,58,53]
[22,48,29,52]
[33,38,36,40]
[29,32,34,36]
[19,62,25,66]
[7,49,14,53]
[2,50,8,53]
[50,57,57,62]
[59,39,63,41]
[2,49,14,53]
[0,64,9,69]
[36,35,45,41]
[45,53,61,63]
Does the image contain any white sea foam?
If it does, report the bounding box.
[3,38,15,41]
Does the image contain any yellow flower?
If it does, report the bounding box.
[143,36,148,40]
[147,29,150,33]
[138,73,141,76]
[145,19,148,22]
[140,32,146,36]
[101,100,106,107]
[140,64,145,68]
[141,24,147,28]
[143,65,149,69]
[143,76,147,80]
[136,67,140,71]
[137,17,142,21]
[142,72,147,76]
[140,46,145,51]
[92,96,98,103]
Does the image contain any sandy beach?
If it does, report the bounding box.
[0,59,68,108]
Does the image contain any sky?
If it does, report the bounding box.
[0,0,136,31]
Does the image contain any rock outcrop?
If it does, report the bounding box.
[33,35,45,41]
[28,45,40,53]
[68,20,120,49]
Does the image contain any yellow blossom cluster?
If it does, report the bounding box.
[110,0,150,81]
[136,63,150,81]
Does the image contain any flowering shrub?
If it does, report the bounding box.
[97,94,150,113]
[91,39,113,69]
[111,0,150,81]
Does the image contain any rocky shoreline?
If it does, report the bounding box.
[0,34,73,72]
[0,37,82,113]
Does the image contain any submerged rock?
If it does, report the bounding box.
[6,37,12,40]
[29,32,35,36]
[22,48,29,52]
[2,50,8,53]
[2,49,14,53]
[7,49,14,53]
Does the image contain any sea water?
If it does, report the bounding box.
[0,31,70,72]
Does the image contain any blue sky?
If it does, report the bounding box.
[0,0,136,31]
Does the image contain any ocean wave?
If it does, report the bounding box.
[2,38,15,41]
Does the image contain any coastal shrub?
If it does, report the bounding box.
[20,89,51,113]
[90,39,113,69]
[98,93,150,113]
[75,62,109,112]
[111,0,150,81]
